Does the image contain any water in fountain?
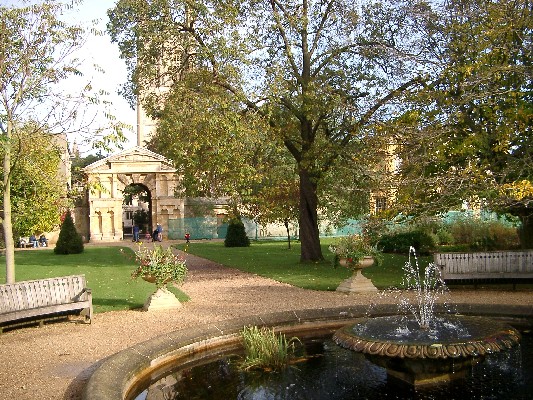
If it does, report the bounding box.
[399,246,446,330]
[132,333,532,399]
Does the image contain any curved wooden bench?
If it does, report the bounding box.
[0,275,92,333]
[434,250,533,288]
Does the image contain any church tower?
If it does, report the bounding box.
[136,98,157,147]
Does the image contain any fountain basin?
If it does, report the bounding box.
[333,315,521,386]
[82,304,531,400]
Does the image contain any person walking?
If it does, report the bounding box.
[133,225,140,242]
[156,223,163,242]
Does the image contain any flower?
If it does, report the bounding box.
[129,244,188,288]
[328,235,382,268]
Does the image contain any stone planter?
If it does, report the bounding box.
[142,287,182,311]
[336,256,378,293]
[142,275,171,285]
[141,276,181,311]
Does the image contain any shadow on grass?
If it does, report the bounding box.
[93,298,144,312]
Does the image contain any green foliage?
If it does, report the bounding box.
[1,1,129,282]
[129,245,187,288]
[123,184,150,205]
[132,209,150,229]
[375,217,520,253]
[54,211,84,255]
[224,218,250,247]
[240,326,299,371]
[71,152,106,186]
[378,231,437,255]
[448,219,520,251]
[1,124,67,236]
[107,0,438,262]
[393,0,533,244]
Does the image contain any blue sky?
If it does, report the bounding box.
[2,1,137,152]
[66,1,137,152]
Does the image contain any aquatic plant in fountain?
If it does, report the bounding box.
[240,326,299,371]
[333,247,521,386]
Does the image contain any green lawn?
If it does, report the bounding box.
[0,247,189,313]
[176,239,432,291]
[0,242,434,315]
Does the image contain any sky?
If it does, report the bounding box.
[64,0,138,153]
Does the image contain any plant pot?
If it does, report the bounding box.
[142,275,172,285]
[338,256,374,269]
[358,256,375,268]
[143,287,182,311]
[336,256,377,293]
[338,258,355,268]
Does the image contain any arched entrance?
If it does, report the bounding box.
[122,183,152,240]
[83,147,184,242]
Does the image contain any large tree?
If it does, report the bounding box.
[0,122,68,238]
[108,0,437,261]
[1,1,127,283]
[391,0,533,247]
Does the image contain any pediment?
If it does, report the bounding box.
[84,146,176,174]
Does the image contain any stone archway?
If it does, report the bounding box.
[122,183,152,240]
[83,146,184,242]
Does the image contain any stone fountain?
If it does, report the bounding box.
[333,247,521,386]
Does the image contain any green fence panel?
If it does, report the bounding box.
[168,217,221,240]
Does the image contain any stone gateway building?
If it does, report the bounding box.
[82,146,184,242]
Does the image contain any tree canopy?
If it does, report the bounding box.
[108,0,532,253]
[0,123,68,238]
[108,0,437,261]
[391,0,533,247]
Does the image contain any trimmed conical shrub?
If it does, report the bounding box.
[224,218,250,247]
[54,210,84,254]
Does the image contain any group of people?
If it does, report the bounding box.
[18,234,48,248]
[131,224,192,243]
[132,223,163,243]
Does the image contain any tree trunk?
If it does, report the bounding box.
[299,169,323,262]
[284,219,291,250]
[3,122,15,284]
[518,214,533,249]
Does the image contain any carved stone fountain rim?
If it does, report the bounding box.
[333,315,521,360]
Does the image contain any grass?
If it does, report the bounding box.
[2,242,525,318]
[177,239,433,291]
[0,247,189,314]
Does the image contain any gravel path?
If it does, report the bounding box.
[0,242,531,400]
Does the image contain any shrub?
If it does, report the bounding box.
[54,211,84,254]
[378,230,436,255]
[449,219,519,251]
[328,235,383,268]
[224,218,250,247]
[435,227,454,245]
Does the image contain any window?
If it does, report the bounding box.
[375,197,387,213]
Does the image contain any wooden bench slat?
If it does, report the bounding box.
[0,274,92,332]
[434,250,533,281]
